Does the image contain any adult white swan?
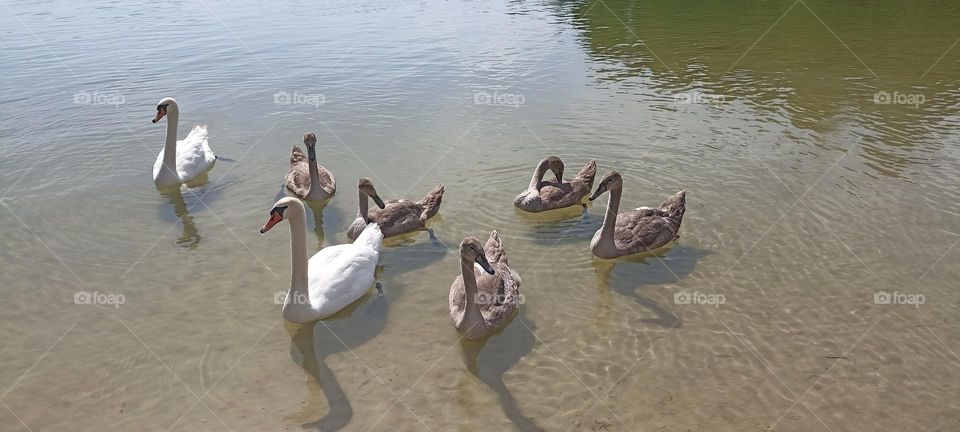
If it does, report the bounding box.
[260,197,382,323]
[152,97,217,187]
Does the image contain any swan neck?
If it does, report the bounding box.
[307,146,321,192]
[288,210,309,296]
[459,255,484,332]
[358,190,369,220]
[528,160,548,190]
[163,104,179,167]
[600,186,621,245]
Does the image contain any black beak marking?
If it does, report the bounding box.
[476,253,495,275]
[589,185,607,201]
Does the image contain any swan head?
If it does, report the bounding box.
[358,178,386,209]
[152,97,177,123]
[260,197,302,234]
[545,156,564,183]
[589,170,622,201]
[460,237,495,275]
[303,132,317,149]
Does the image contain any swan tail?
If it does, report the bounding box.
[355,222,384,249]
[186,124,208,142]
[575,160,597,185]
[659,189,687,221]
[484,230,508,265]
[510,268,522,286]
[418,183,445,220]
[290,146,307,165]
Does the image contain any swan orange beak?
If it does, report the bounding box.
[260,213,283,234]
[152,106,167,123]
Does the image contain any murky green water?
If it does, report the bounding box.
[1,1,958,431]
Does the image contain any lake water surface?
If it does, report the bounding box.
[1,1,959,431]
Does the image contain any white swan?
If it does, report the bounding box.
[152,97,217,187]
[260,197,382,323]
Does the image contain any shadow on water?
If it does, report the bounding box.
[285,288,389,432]
[372,216,451,276]
[519,205,602,246]
[457,309,544,432]
[378,238,450,278]
[592,244,710,328]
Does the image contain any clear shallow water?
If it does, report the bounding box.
[1,0,959,431]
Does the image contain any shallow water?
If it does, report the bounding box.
[1,0,959,431]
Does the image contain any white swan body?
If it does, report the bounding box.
[152,97,216,187]
[261,197,382,324]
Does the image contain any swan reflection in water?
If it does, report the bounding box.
[155,174,237,249]
[592,244,710,328]
[275,182,336,249]
[157,186,201,249]
[285,283,387,431]
[304,198,332,248]
[457,310,544,432]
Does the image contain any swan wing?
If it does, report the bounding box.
[305,240,380,318]
[614,211,679,251]
[176,125,216,181]
[285,147,310,198]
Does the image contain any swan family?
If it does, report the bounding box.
[150,97,687,339]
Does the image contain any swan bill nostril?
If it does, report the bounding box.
[152,109,166,124]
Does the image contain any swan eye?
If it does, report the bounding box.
[156,104,168,112]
